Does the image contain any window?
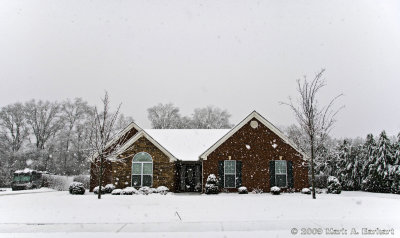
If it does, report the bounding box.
[224,160,236,188]
[275,160,287,187]
[132,152,153,187]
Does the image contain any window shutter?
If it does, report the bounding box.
[218,161,224,188]
[269,160,275,187]
[287,161,294,188]
[236,161,242,188]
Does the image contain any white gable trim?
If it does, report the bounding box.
[200,111,306,160]
[115,130,178,162]
[105,121,142,149]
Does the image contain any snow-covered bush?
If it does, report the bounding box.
[270,186,281,195]
[111,189,122,195]
[69,182,85,195]
[251,188,263,194]
[238,186,248,194]
[301,188,311,194]
[122,187,137,195]
[156,186,169,195]
[205,174,219,194]
[73,175,90,189]
[150,188,158,194]
[327,176,342,194]
[139,186,151,195]
[104,184,115,193]
[207,174,218,184]
[93,186,106,195]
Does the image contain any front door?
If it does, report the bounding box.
[185,166,196,192]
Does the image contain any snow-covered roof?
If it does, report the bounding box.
[144,129,230,161]
[14,168,36,174]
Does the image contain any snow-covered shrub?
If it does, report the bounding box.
[104,184,115,193]
[111,189,122,195]
[205,174,219,194]
[327,176,342,194]
[69,182,85,195]
[156,186,169,195]
[301,188,311,194]
[207,174,218,184]
[238,186,248,194]
[122,187,137,195]
[270,186,281,195]
[251,188,263,194]
[150,188,158,194]
[139,186,151,195]
[93,186,106,195]
[73,175,90,189]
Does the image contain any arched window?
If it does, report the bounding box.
[132,152,153,187]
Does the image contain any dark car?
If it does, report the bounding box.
[11,169,43,191]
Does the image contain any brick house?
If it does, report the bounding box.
[89,111,308,192]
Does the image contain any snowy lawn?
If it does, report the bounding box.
[0,191,399,238]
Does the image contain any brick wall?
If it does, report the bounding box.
[202,117,309,192]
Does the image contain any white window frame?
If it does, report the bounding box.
[132,152,153,187]
[275,160,287,188]
[224,160,236,188]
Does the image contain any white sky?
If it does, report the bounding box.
[0,0,399,138]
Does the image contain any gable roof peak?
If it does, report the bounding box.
[200,110,306,159]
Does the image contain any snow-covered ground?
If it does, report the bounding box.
[0,187,55,196]
[0,191,399,238]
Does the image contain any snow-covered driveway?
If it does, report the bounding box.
[0,191,399,237]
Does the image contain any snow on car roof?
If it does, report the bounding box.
[144,129,230,161]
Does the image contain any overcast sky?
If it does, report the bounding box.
[0,0,399,139]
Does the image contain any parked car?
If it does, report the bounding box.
[11,168,44,191]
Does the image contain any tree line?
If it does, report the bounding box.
[0,98,133,186]
[286,125,400,194]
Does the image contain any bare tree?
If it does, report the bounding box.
[191,106,233,129]
[59,98,92,175]
[24,100,63,150]
[88,92,121,199]
[0,103,29,152]
[147,103,181,129]
[281,69,343,199]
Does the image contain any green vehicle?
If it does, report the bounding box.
[11,169,43,191]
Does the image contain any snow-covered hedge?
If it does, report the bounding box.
[205,174,219,194]
[111,189,122,195]
[139,186,151,195]
[238,186,248,194]
[104,184,115,193]
[327,176,342,194]
[301,188,311,194]
[42,174,73,191]
[122,187,138,195]
[270,186,281,195]
[93,186,106,195]
[69,182,85,195]
[156,186,169,195]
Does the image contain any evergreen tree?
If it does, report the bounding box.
[390,133,400,193]
[362,131,393,193]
